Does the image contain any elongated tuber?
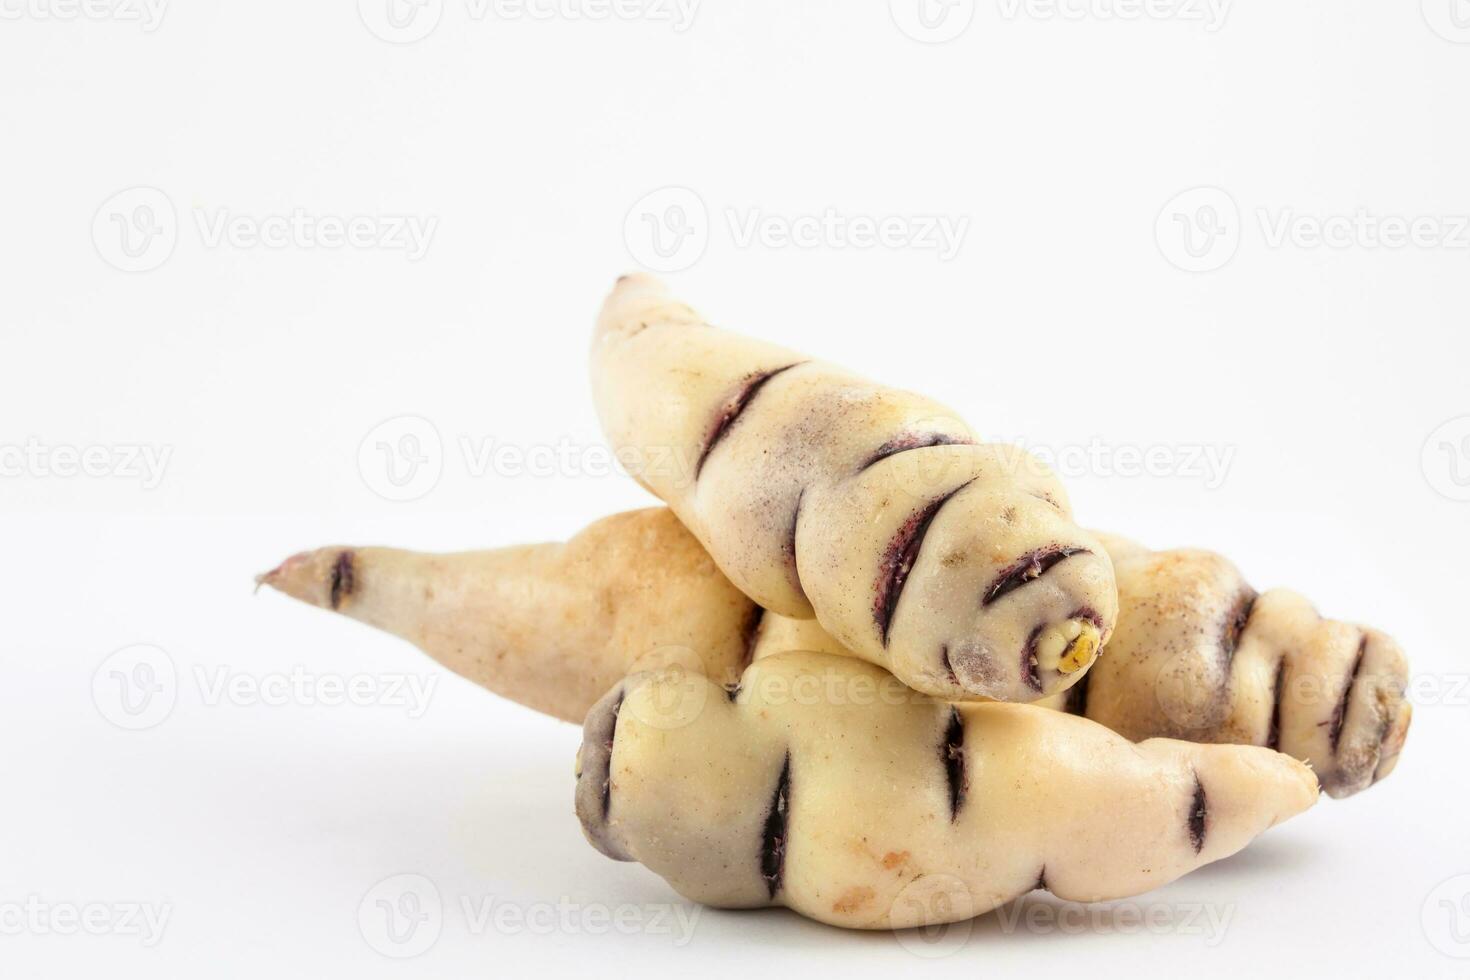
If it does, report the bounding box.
[1064,535,1411,798]
[590,274,1117,702]
[255,509,756,723]
[574,651,1318,929]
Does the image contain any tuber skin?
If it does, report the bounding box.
[1065,535,1412,799]
[574,652,1319,929]
[590,273,1118,703]
[259,508,1411,797]
[255,509,757,723]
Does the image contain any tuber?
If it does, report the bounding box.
[573,651,1319,929]
[590,274,1117,702]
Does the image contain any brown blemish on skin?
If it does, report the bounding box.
[881,851,910,871]
[329,551,355,610]
[1029,489,1063,512]
[832,886,876,914]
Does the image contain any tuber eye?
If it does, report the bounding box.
[1328,638,1367,753]
[695,363,805,478]
[758,753,792,899]
[1266,660,1286,751]
[857,431,970,473]
[329,551,355,610]
[1188,776,1208,854]
[1220,589,1259,661]
[983,546,1089,607]
[942,707,967,822]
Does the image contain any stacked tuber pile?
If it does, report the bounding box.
[260,275,1410,930]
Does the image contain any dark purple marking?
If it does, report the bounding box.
[983,547,1089,607]
[695,363,805,478]
[874,480,977,646]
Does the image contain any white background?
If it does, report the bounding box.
[3,0,1469,976]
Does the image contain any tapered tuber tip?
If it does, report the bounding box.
[255,547,355,611]
[1191,742,1320,842]
[596,273,703,344]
